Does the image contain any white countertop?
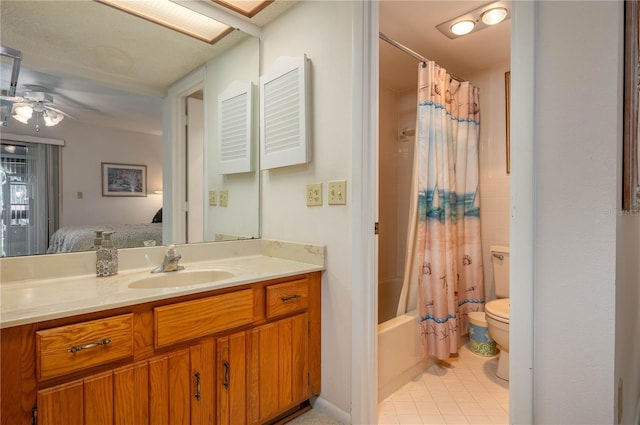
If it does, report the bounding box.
[1,240,325,329]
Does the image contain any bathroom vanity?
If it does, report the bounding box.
[0,240,324,425]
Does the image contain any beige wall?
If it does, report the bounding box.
[534,2,620,421]
[260,0,354,418]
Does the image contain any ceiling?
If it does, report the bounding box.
[1,1,510,136]
[0,0,294,135]
[380,1,511,92]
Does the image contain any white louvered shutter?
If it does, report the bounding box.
[260,55,310,170]
[218,80,253,174]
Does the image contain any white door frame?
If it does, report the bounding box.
[351,1,379,424]
[163,67,205,245]
[353,2,536,423]
[507,2,535,423]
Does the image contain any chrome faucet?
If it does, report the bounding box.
[152,244,184,273]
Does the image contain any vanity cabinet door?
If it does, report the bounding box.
[37,380,84,425]
[36,360,149,425]
[113,361,149,425]
[216,331,247,425]
[149,341,215,425]
[247,313,309,425]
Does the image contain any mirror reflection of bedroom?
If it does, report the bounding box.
[0,0,276,257]
[0,138,164,256]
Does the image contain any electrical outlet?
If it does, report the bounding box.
[208,190,217,206]
[328,180,347,205]
[219,190,228,207]
[306,183,322,206]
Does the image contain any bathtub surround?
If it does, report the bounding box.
[378,310,432,402]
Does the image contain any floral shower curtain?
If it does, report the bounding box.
[402,61,484,360]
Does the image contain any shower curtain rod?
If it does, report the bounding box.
[379,32,427,62]
[379,32,462,82]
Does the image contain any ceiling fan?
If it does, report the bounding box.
[3,86,69,132]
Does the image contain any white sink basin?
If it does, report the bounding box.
[128,269,234,289]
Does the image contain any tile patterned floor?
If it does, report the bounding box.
[378,343,509,425]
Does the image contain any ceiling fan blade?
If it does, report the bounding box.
[0,94,25,103]
[46,90,103,113]
[22,81,103,113]
[45,105,74,119]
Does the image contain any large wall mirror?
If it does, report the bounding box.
[0,0,286,257]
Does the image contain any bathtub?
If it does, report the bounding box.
[378,276,435,402]
[378,310,433,401]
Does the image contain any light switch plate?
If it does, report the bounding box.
[208,190,217,206]
[219,190,228,207]
[328,180,346,205]
[306,183,322,206]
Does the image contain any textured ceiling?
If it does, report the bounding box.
[0,0,294,135]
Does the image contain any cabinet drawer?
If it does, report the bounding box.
[36,313,134,381]
[154,289,254,348]
[265,279,309,319]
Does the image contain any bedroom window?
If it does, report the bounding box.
[0,141,59,257]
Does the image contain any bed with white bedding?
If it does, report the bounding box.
[47,223,162,253]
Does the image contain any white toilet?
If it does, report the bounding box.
[485,246,510,381]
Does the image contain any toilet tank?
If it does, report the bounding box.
[490,245,510,298]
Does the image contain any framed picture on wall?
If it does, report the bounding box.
[624,0,640,210]
[102,162,147,197]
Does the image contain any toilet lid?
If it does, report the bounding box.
[485,298,510,321]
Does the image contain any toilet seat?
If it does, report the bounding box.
[485,298,510,324]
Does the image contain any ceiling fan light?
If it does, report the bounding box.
[450,20,475,36]
[13,103,33,119]
[481,7,508,25]
[12,112,30,124]
[43,110,63,127]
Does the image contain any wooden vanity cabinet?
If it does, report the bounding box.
[0,271,321,425]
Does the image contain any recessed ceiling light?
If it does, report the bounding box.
[481,7,508,26]
[213,0,273,18]
[450,20,476,36]
[97,0,233,44]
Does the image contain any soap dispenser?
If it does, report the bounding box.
[96,231,118,277]
[93,230,103,250]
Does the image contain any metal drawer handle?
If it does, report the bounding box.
[281,294,301,303]
[492,253,504,260]
[223,361,230,389]
[68,338,112,354]
[194,371,201,401]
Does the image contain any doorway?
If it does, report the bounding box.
[186,93,204,243]
[353,2,535,424]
